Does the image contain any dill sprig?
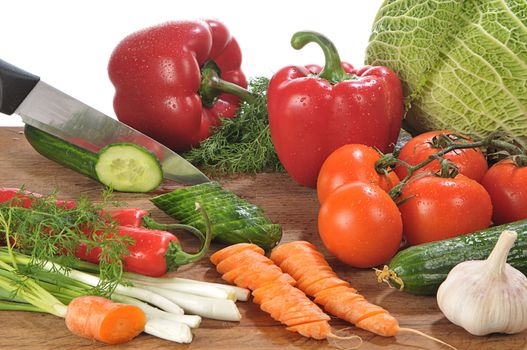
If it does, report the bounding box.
[183,77,284,174]
[0,188,132,295]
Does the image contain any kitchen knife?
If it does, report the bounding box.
[0,59,210,185]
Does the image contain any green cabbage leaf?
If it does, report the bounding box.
[366,0,527,147]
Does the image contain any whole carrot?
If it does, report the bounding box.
[210,243,358,342]
[270,241,456,349]
[65,296,146,345]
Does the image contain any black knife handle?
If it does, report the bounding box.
[0,59,40,115]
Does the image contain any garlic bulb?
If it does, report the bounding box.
[437,230,527,336]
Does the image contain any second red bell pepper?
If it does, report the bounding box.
[108,19,254,152]
[267,31,404,188]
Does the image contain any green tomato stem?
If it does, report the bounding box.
[386,138,488,200]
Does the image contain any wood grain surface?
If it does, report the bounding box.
[0,127,525,350]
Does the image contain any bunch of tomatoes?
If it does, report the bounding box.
[316,130,527,268]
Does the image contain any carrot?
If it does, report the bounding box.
[210,243,358,343]
[65,296,146,345]
[270,241,457,349]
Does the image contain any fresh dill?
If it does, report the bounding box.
[0,188,132,295]
[183,77,284,174]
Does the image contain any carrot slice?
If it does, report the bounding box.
[282,311,331,326]
[286,320,332,340]
[258,283,305,304]
[252,281,292,304]
[274,300,324,321]
[221,265,249,284]
[252,272,296,290]
[210,243,264,265]
[313,285,352,303]
[296,270,337,290]
[270,241,319,265]
[261,294,308,319]
[234,265,284,290]
[252,280,301,304]
[303,276,350,296]
[326,297,386,324]
[65,296,146,345]
[216,249,272,274]
[280,261,333,280]
[264,300,327,325]
[278,251,328,267]
[356,312,399,337]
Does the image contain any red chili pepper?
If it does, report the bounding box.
[0,187,76,209]
[110,208,149,227]
[0,189,211,277]
[267,31,404,188]
[108,19,255,151]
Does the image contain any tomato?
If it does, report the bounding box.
[318,182,402,268]
[396,130,488,182]
[481,159,527,224]
[317,144,400,203]
[398,174,492,245]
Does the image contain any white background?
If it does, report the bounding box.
[0,0,384,126]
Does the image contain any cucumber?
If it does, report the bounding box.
[150,182,282,250]
[25,125,163,193]
[179,204,264,224]
[383,219,527,295]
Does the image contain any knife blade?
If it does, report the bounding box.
[0,59,210,185]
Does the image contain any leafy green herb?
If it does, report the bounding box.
[183,77,284,174]
[0,188,132,295]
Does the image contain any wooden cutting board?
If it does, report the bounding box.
[0,127,525,350]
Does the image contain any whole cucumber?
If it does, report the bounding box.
[382,219,527,295]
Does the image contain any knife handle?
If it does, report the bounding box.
[0,59,40,115]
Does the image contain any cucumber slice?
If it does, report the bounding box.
[95,143,163,193]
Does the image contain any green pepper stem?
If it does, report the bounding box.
[291,31,351,84]
[143,203,213,270]
[200,61,256,106]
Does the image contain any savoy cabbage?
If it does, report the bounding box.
[366,0,527,147]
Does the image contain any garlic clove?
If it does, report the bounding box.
[437,230,527,336]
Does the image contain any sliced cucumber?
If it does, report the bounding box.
[25,125,163,193]
[150,182,282,250]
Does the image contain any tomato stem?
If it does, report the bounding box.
[386,137,488,200]
[375,132,527,201]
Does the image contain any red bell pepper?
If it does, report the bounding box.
[0,188,211,277]
[267,31,404,187]
[108,19,254,152]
